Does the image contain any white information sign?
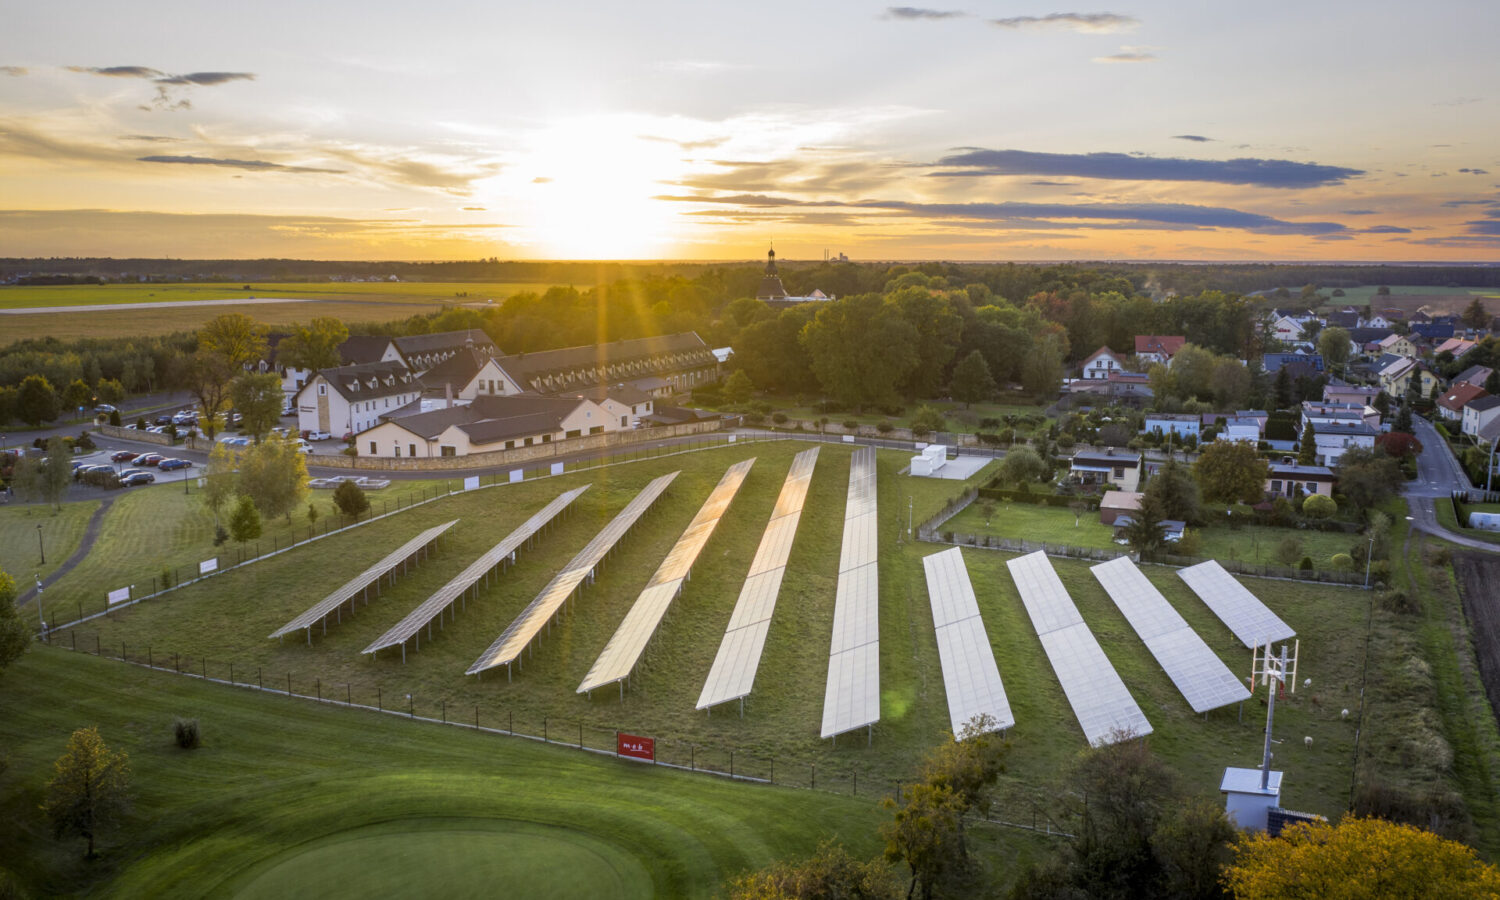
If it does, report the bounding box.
[842,435,855,443]
[509,469,523,483]
[463,476,480,491]
[107,587,131,605]
[728,434,737,443]
[199,558,218,575]
[550,462,564,476]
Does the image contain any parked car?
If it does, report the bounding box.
[154,415,172,426]
[294,439,313,455]
[306,430,332,441]
[132,453,164,466]
[122,471,155,486]
[118,468,148,480]
[94,403,117,414]
[111,449,137,462]
[74,464,111,480]
[158,458,192,471]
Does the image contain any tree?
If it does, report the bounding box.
[237,436,309,521]
[275,316,349,373]
[43,727,131,858]
[999,446,1046,488]
[202,441,238,525]
[800,294,920,410]
[886,286,963,398]
[730,841,897,900]
[187,349,240,439]
[1194,440,1269,504]
[1021,336,1065,397]
[1486,369,1500,396]
[882,782,966,900]
[909,405,945,437]
[1338,446,1403,512]
[60,378,92,415]
[15,374,60,426]
[1121,494,1167,553]
[0,385,17,426]
[191,314,269,438]
[1275,536,1304,567]
[1272,367,1293,410]
[1302,494,1337,519]
[229,494,262,543]
[1144,458,1201,523]
[1376,285,1391,295]
[333,478,370,517]
[0,569,31,672]
[1318,326,1351,374]
[1223,816,1500,900]
[1211,359,1251,410]
[40,436,73,509]
[723,370,754,406]
[95,378,125,404]
[949,350,996,407]
[229,372,285,442]
[1298,420,1318,466]
[1462,297,1490,331]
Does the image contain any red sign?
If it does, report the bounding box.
[617,732,655,761]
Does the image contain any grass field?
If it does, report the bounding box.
[0,281,572,344]
[944,501,1360,567]
[0,499,101,586]
[0,648,912,898]
[47,441,1415,833]
[1317,284,1500,315]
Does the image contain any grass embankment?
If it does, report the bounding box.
[58,442,1397,832]
[945,501,1360,567]
[0,499,100,585]
[0,648,888,898]
[2,479,446,624]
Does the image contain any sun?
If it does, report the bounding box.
[505,117,692,259]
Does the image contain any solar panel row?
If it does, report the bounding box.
[1089,557,1250,714]
[361,486,590,656]
[1177,560,1296,649]
[268,519,459,640]
[922,548,1014,736]
[821,446,880,739]
[465,471,679,676]
[1006,551,1152,746]
[697,448,820,710]
[578,458,756,694]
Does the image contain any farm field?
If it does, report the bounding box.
[1317,284,1500,315]
[0,648,918,898]
[44,439,1457,840]
[0,281,569,311]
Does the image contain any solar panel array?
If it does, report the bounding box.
[698,448,820,710]
[1089,557,1250,713]
[269,520,458,640]
[821,446,880,739]
[1006,551,1152,745]
[578,458,756,694]
[465,472,679,676]
[361,486,589,656]
[922,547,1014,735]
[1177,560,1296,649]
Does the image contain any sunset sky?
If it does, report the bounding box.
[3,1,1498,261]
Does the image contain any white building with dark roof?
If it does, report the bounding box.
[356,394,617,458]
[294,361,423,438]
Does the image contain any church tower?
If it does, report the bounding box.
[756,246,788,300]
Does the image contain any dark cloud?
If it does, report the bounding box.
[66,65,163,78]
[153,71,255,86]
[120,134,183,143]
[926,147,1363,188]
[1459,167,1491,175]
[1464,219,1500,235]
[1441,199,1499,207]
[1340,209,1378,215]
[1172,135,1214,142]
[1028,180,1076,186]
[0,66,26,77]
[1359,225,1412,234]
[990,12,1137,32]
[657,193,1348,235]
[140,86,191,112]
[137,155,344,174]
[1094,51,1154,63]
[885,7,967,19]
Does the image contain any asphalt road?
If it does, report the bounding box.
[1405,416,1499,552]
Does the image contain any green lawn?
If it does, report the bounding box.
[0,281,569,310]
[49,441,1411,835]
[0,648,890,898]
[1197,525,1359,568]
[0,499,101,586]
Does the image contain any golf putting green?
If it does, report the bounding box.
[230,818,653,899]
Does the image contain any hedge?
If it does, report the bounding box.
[977,487,1097,508]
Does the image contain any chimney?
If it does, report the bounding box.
[445,382,454,409]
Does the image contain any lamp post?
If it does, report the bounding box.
[1363,532,1375,588]
[36,523,44,565]
[908,496,913,536]
[34,574,46,639]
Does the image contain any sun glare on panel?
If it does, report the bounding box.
[517,119,690,259]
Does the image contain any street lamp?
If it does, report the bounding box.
[34,574,46,639]
[36,523,44,565]
[1363,532,1375,588]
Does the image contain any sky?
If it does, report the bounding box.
[2,1,1499,262]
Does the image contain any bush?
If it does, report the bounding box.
[0,867,27,900]
[1299,555,1315,571]
[1378,589,1421,616]
[173,718,201,749]
[1174,528,1202,557]
[843,420,860,431]
[771,412,788,425]
[333,479,370,517]
[1302,494,1337,520]
[876,420,893,433]
[1274,537,1304,567]
[160,566,173,589]
[108,409,122,427]
[213,524,229,546]
[1330,552,1354,571]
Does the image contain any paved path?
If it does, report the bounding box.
[1404,416,1499,553]
[15,496,115,610]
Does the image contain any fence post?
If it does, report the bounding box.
[378,687,382,710]
[286,672,292,696]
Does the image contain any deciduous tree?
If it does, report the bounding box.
[237,436,309,521]
[40,436,73,509]
[0,569,30,671]
[730,842,897,900]
[1318,326,1351,374]
[43,727,131,858]
[950,350,996,407]
[1145,458,1201,524]
[333,478,370,517]
[229,494,262,543]
[1338,446,1403,512]
[1223,816,1500,900]
[61,378,92,414]
[275,317,349,373]
[202,441,238,525]
[800,295,920,410]
[16,374,60,426]
[1193,440,1269,504]
[229,372,285,442]
[1462,297,1490,331]
[999,446,1046,488]
[723,370,754,406]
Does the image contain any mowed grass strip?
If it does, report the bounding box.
[61,441,1389,826]
[40,478,448,624]
[0,281,569,310]
[0,499,100,586]
[0,647,886,898]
